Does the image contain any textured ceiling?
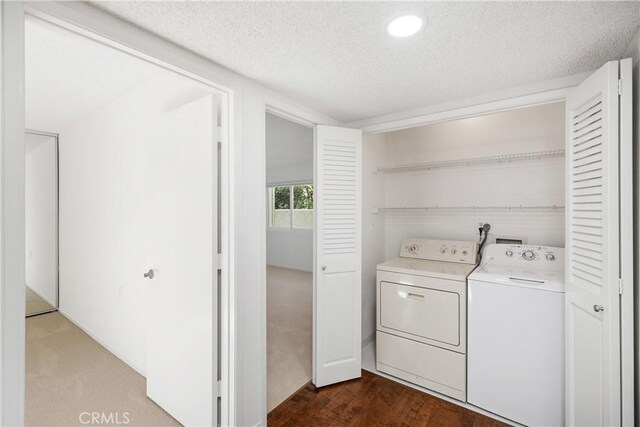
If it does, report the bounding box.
[89,1,640,123]
[26,16,162,132]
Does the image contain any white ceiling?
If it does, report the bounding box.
[26,16,162,132]
[90,1,640,123]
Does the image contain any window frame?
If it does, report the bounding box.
[268,182,313,230]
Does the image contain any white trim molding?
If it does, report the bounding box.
[618,57,635,427]
[348,72,590,134]
[0,2,25,425]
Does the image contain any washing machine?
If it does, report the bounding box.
[376,238,478,401]
[467,244,565,427]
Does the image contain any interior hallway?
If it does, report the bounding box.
[26,312,180,427]
[267,265,312,412]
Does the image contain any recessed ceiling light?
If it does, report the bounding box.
[387,15,423,38]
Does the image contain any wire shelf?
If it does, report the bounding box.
[376,149,565,173]
[372,205,565,214]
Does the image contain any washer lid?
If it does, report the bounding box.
[377,257,477,281]
[469,264,565,293]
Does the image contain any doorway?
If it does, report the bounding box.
[25,130,58,317]
[23,13,226,426]
[264,115,365,413]
[265,113,314,411]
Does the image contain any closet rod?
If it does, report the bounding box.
[376,149,565,173]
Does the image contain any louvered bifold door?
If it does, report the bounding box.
[313,125,362,387]
[565,61,622,427]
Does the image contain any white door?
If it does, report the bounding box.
[565,60,632,426]
[145,95,218,426]
[313,125,362,387]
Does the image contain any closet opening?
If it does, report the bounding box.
[264,112,315,412]
[360,101,567,423]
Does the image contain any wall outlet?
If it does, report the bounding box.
[477,220,493,242]
[477,220,493,229]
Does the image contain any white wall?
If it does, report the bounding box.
[361,133,386,346]
[623,28,639,427]
[266,230,313,272]
[59,73,215,375]
[381,102,566,258]
[266,113,313,184]
[25,132,57,306]
[265,113,313,272]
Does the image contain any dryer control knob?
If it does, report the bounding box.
[546,253,555,261]
[450,249,457,255]
[505,250,513,257]
[522,250,535,261]
[440,247,447,254]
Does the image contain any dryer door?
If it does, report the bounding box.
[380,281,460,346]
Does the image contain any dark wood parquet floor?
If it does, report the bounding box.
[268,370,507,427]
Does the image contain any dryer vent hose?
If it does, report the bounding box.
[478,223,491,259]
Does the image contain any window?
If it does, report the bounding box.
[269,186,291,228]
[269,184,313,229]
[293,184,314,229]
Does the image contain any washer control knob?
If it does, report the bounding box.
[440,247,447,254]
[546,253,555,261]
[522,250,535,261]
[462,250,468,256]
[450,249,457,255]
[505,250,513,257]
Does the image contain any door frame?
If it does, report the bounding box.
[1,3,236,425]
[261,105,317,416]
[0,3,26,424]
[24,129,59,317]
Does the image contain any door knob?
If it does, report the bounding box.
[593,304,604,313]
[321,265,326,271]
[144,269,155,279]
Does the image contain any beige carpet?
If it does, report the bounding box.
[26,312,181,427]
[267,265,312,412]
[26,286,54,316]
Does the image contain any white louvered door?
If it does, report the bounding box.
[565,60,632,426]
[313,125,362,387]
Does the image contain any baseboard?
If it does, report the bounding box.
[57,308,147,378]
[361,332,375,349]
[266,263,312,273]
